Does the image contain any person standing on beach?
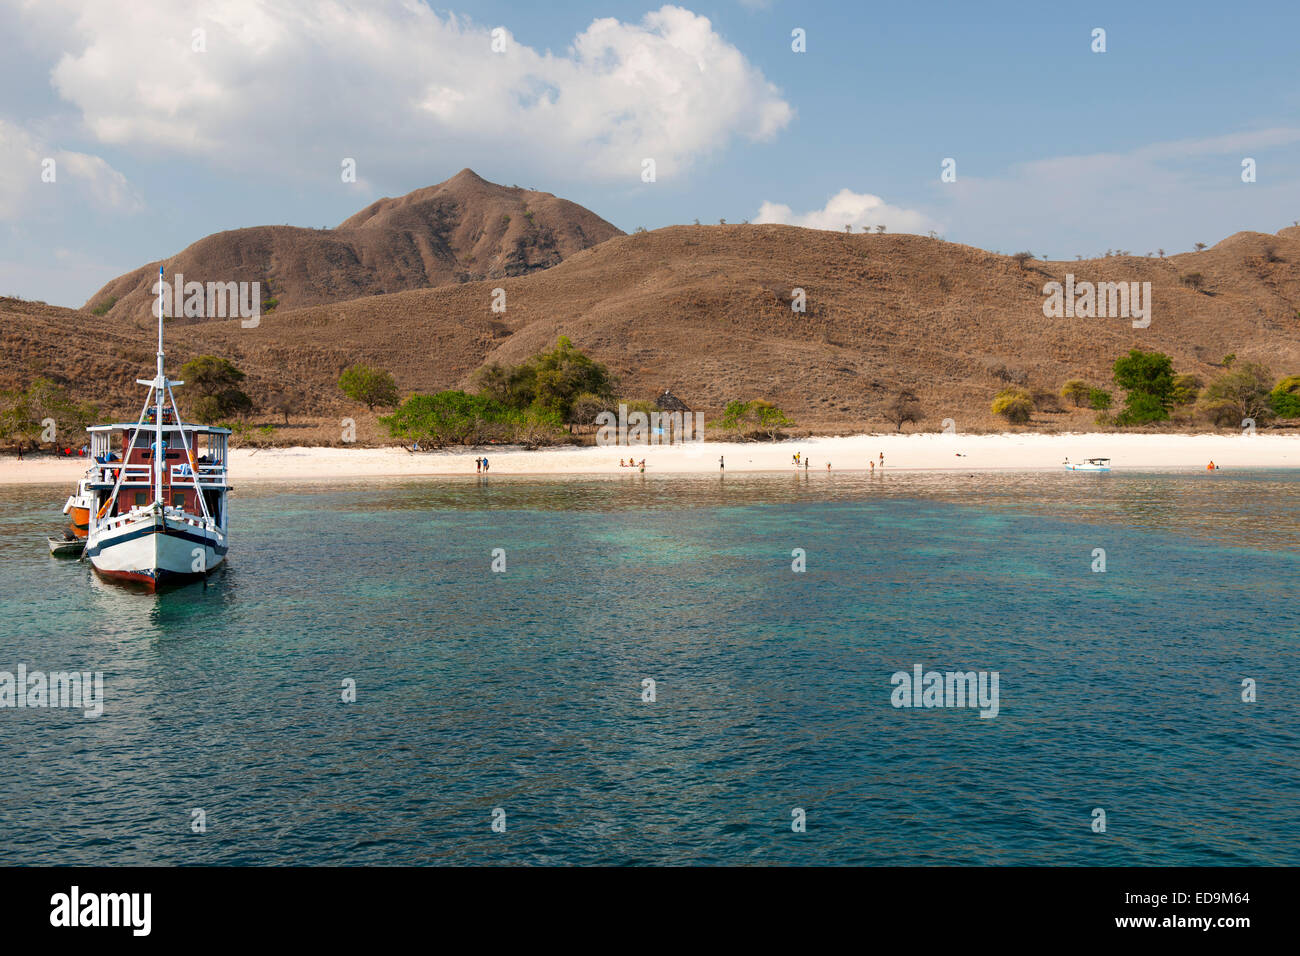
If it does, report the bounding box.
[719,456,724,471]
[16,443,22,461]
[879,452,885,468]
[483,457,489,473]
[804,458,809,472]
[476,457,482,473]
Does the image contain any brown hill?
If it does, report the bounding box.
[82,169,623,319]
[10,223,1300,437]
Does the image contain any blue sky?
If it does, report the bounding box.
[2,0,1297,307]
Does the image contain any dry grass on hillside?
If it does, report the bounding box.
[5,221,1300,442]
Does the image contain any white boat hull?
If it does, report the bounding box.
[86,509,225,590]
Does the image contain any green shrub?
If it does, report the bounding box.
[1270,375,1300,418]
[991,386,1034,424]
[379,391,563,447]
[1088,388,1112,411]
[1171,374,1201,406]
[1198,363,1275,428]
[91,296,117,316]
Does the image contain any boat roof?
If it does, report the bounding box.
[89,423,232,435]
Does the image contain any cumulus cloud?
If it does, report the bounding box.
[21,1,792,183]
[754,188,940,235]
[0,119,139,221]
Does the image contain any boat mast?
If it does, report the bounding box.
[154,266,165,507]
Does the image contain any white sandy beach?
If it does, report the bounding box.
[2,432,1297,485]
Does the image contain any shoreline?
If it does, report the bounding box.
[1,432,1297,486]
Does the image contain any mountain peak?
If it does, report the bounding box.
[83,172,624,317]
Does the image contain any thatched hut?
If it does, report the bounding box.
[655,388,691,412]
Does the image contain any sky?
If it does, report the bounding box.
[2,0,1298,308]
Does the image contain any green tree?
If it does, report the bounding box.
[1060,379,1090,407]
[474,336,616,420]
[338,364,399,411]
[1088,388,1112,411]
[991,386,1033,424]
[1112,350,1175,425]
[179,355,253,423]
[750,399,794,439]
[711,399,793,440]
[1270,375,1300,418]
[1198,363,1275,428]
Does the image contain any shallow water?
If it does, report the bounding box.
[1,470,1296,865]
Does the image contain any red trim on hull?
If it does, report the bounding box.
[92,566,212,593]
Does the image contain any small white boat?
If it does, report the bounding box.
[1064,457,1111,472]
[47,533,85,557]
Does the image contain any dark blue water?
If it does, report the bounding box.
[1,471,1297,865]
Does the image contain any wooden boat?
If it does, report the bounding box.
[81,268,231,591]
[47,533,85,557]
[61,474,94,539]
[1064,457,1111,472]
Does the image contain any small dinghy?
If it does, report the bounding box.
[48,533,85,557]
[1064,457,1111,472]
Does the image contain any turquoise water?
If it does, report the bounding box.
[1,471,1296,865]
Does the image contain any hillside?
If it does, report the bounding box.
[81,169,623,319]
[8,223,1300,437]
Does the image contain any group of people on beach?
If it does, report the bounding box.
[790,452,829,471]
[619,458,647,472]
[475,456,490,473]
[784,451,885,472]
[12,444,89,461]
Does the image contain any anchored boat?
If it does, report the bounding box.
[1064,457,1111,472]
[81,268,231,590]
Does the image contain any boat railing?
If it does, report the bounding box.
[96,462,152,484]
[163,509,224,538]
[96,507,223,539]
[169,462,226,485]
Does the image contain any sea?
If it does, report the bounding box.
[1,469,1296,865]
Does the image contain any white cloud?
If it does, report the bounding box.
[932,127,1300,256]
[21,1,792,183]
[754,188,940,234]
[0,119,139,220]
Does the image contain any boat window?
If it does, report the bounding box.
[171,492,186,508]
[134,492,147,507]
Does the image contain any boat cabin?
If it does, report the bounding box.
[87,417,231,521]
